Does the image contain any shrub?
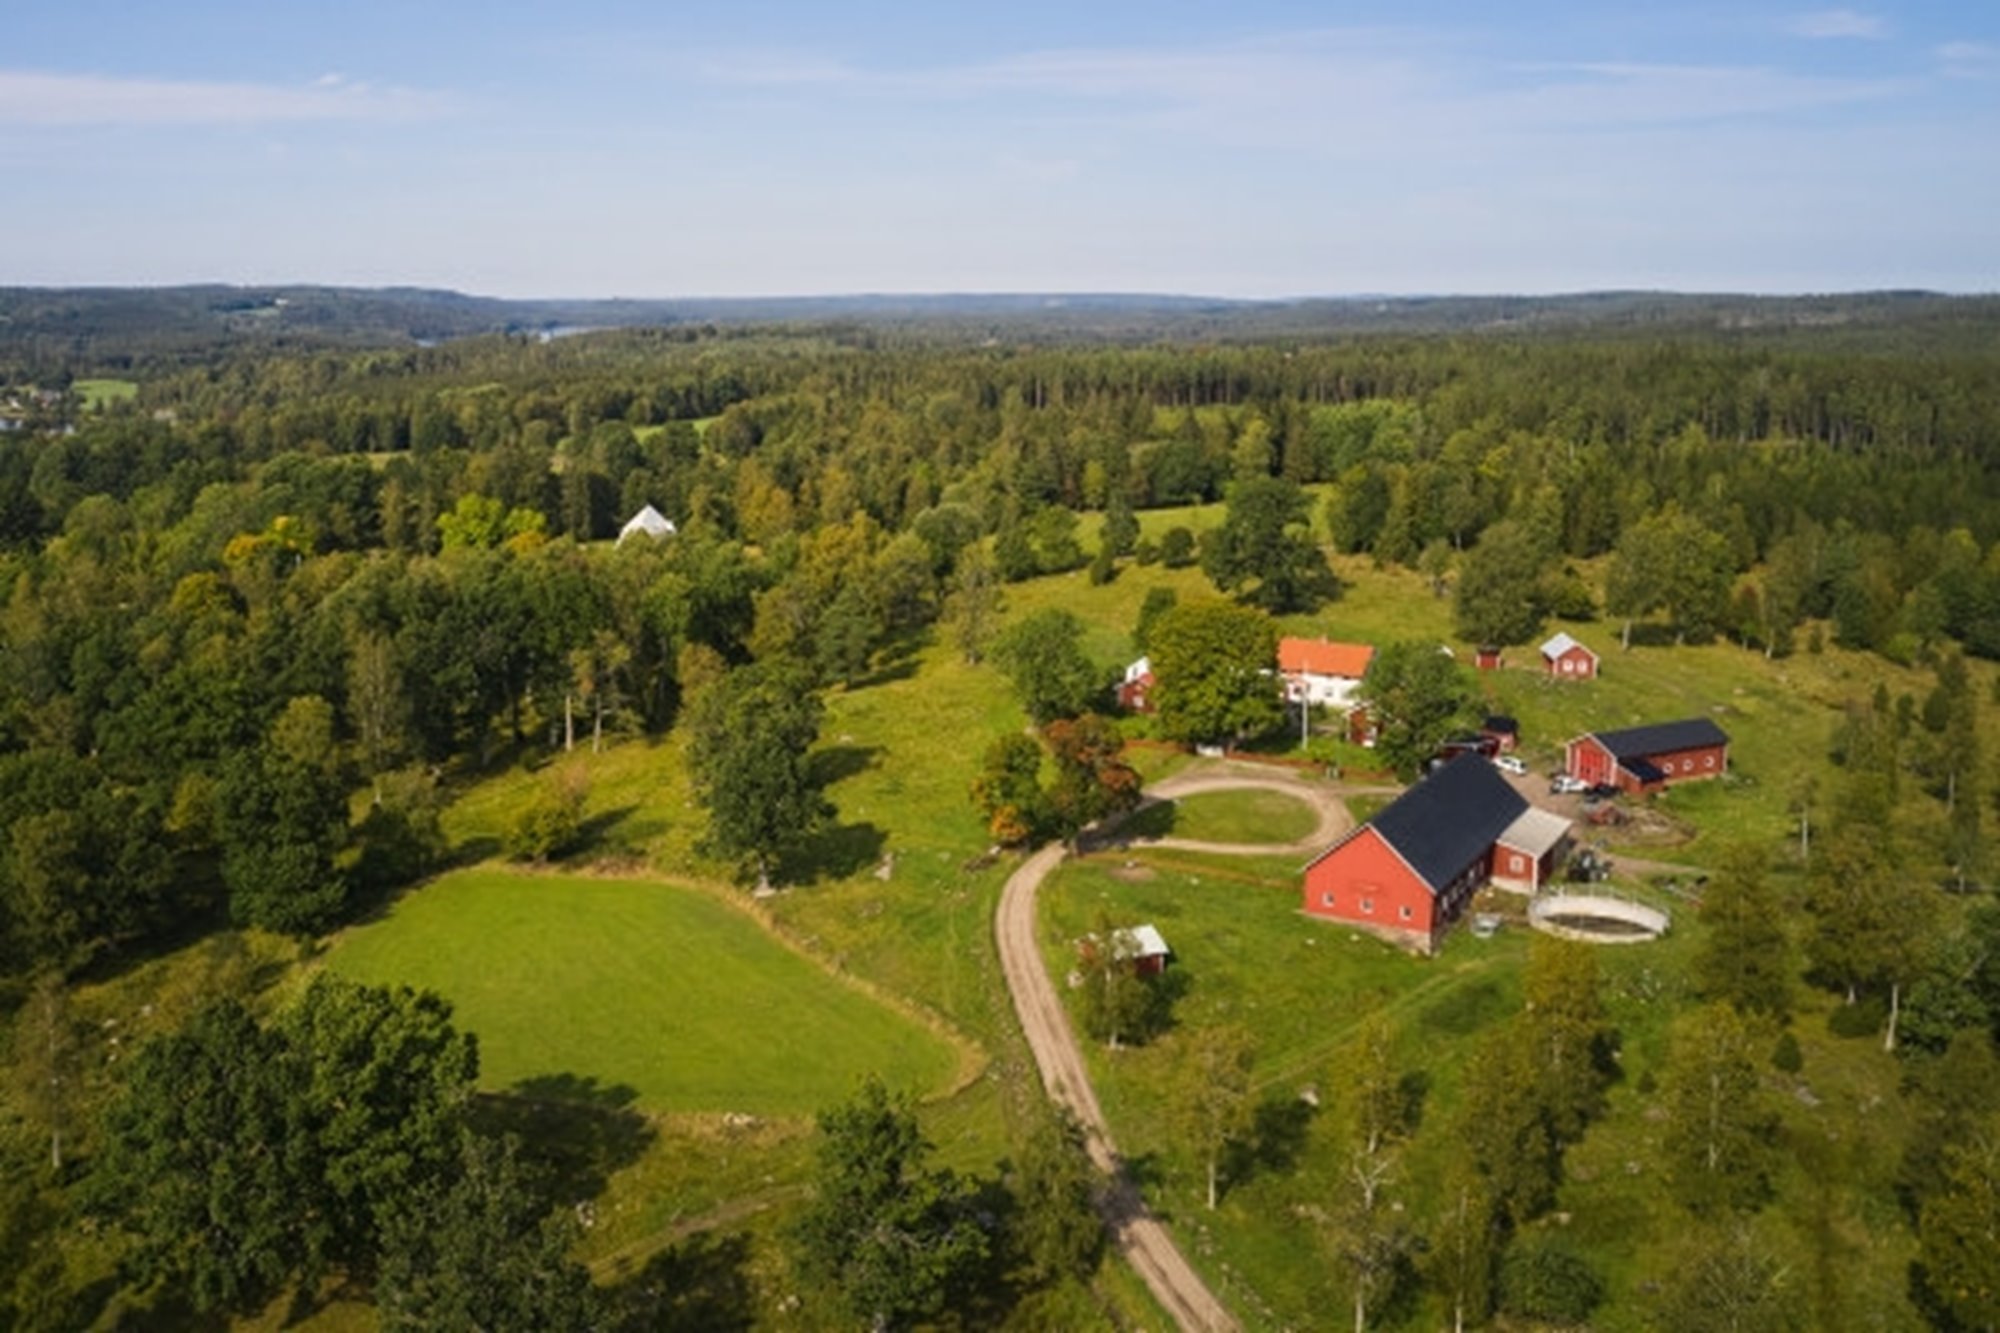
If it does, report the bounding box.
[1771,1031,1804,1073]
[1500,1235,1603,1324]
[1159,527,1197,568]
[504,767,588,862]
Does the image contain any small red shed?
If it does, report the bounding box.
[1540,632,1599,680]
[1301,754,1534,954]
[1475,645,1503,671]
[1566,718,1731,795]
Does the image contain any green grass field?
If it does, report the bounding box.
[325,867,963,1116]
[1175,787,1321,844]
[71,378,138,411]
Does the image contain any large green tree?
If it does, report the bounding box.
[687,659,832,888]
[792,1079,989,1329]
[215,739,351,935]
[1199,476,1340,613]
[992,608,1103,724]
[1605,508,1735,647]
[1660,1004,1778,1215]
[1452,519,1550,646]
[1692,845,1793,1020]
[375,1134,599,1332]
[88,979,483,1312]
[1918,1115,2000,1331]
[1148,599,1282,745]
[1359,641,1480,778]
[1008,1111,1103,1286]
[89,1001,322,1314]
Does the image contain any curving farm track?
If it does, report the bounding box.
[994,765,1351,1333]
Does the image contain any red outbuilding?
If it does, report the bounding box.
[1301,754,1566,954]
[1566,718,1731,795]
[1540,632,1599,680]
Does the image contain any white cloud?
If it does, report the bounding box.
[0,69,449,127]
[1786,9,1887,40]
[1937,41,1999,78]
[688,32,1903,149]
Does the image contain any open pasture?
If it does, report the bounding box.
[326,867,963,1116]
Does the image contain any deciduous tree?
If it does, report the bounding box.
[1043,714,1141,842]
[1692,845,1792,1020]
[1199,476,1340,613]
[1660,1004,1778,1214]
[1148,599,1281,745]
[793,1079,989,1329]
[1360,641,1480,778]
[1453,520,1549,646]
[687,660,832,889]
[993,608,1102,725]
[1171,1024,1256,1211]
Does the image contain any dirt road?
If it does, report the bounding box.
[994,763,1351,1333]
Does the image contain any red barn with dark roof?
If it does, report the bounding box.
[1301,755,1557,954]
[1566,718,1730,795]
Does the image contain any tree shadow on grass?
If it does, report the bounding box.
[568,803,640,858]
[1221,1092,1320,1197]
[1120,799,1178,841]
[810,744,883,788]
[446,834,502,870]
[602,1231,758,1333]
[779,820,888,885]
[472,1075,655,1206]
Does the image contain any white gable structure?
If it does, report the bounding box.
[617,505,677,546]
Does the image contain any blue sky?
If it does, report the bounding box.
[1,2,1994,297]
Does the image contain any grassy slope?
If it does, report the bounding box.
[325,867,962,1116]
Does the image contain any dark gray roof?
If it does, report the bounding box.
[1368,753,1528,893]
[1591,718,1730,760]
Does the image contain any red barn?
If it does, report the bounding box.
[1301,754,1566,954]
[1566,718,1730,795]
[1540,632,1599,680]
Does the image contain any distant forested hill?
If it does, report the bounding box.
[4,284,1997,378]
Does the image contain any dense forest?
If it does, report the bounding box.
[4,297,2000,1327]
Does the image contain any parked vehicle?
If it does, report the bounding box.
[1550,774,1588,795]
[1493,755,1528,776]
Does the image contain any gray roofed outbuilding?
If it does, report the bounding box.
[1590,718,1730,760]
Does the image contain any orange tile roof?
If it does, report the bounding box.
[1278,637,1375,679]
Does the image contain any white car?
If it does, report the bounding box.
[1493,755,1528,776]
[1550,773,1588,794]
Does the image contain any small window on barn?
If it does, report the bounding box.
[1705,755,1716,769]
[1511,853,1525,873]
[1361,897,1374,914]
[1399,905,1412,921]
[1322,891,1334,908]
